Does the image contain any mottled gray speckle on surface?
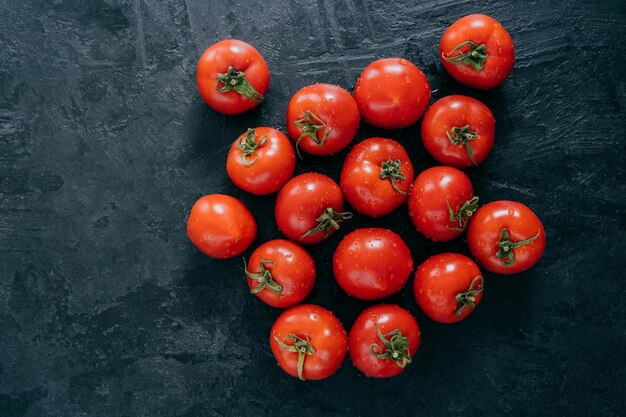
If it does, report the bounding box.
[1,0,625,416]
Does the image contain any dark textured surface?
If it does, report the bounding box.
[1,0,625,416]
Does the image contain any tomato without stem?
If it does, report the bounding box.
[270,304,347,381]
[226,127,295,195]
[333,228,413,300]
[197,39,270,115]
[440,14,515,90]
[275,173,352,245]
[187,194,257,258]
[340,138,414,217]
[408,166,478,242]
[286,84,360,156]
[349,304,420,378]
[421,95,495,168]
[245,240,315,308]
[467,200,546,274]
[354,58,431,129]
[414,253,483,323]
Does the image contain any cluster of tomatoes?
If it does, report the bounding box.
[187,14,546,381]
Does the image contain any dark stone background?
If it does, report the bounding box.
[1,0,625,416]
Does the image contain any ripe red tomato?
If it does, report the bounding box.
[467,200,546,274]
[408,166,478,242]
[333,228,413,300]
[245,239,315,308]
[421,95,495,168]
[340,138,414,217]
[270,304,347,381]
[354,58,431,129]
[440,14,515,90]
[187,194,257,258]
[414,253,484,323]
[286,84,360,156]
[226,127,295,195]
[349,304,420,378]
[275,173,352,245]
[196,39,270,115]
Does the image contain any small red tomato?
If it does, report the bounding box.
[421,95,495,168]
[187,194,257,258]
[408,166,478,242]
[245,239,315,308]
[286,84,360,156]
[440,14,515,90]
[349,304,420,378]
[467,200,546,274]
[333,228,413,300]
[354,58,431,129]
[340,138,414,217]
[196,39,270,114]
[275,173,352,245]
[226,127,295,195]
[270,304,347,381]
[414,253,484,323]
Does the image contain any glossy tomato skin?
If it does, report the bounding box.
[270,304,347,381]
[333,228,413,300]
[440,14,514,90]
[408,166,477,242]
[421,96,495,168]
[286,84,360,155]
[187,194,257,258]
[340,138,414,217]
[354,58,431,129]
[467,201,546,274]
[226,127,295,195]
[414,253,483,323]
[246,240,315,308]
[275,173,349,245]
[196,39,270,114]
[349,304,420,378]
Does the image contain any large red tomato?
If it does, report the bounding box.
[340,138,414,217]
[467,200,546,274]
[196,39,270,114]
[270,304,347,381]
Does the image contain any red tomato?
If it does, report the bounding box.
[414,253,484,323]
[354,58,431,129]
[408,166,478,242]
[286,84,360,156]
[245,239,315,308]
[440,14,515,90]
[333,228,413,300]
[196,39,270,114]
[275,173,352,245]
[421,96,495,168]
[270,304,347,381]
[349,304,420,378]
[340,138,414,217]
[467,200,546,274]
[187,194,257,258]
[226,127,295,195]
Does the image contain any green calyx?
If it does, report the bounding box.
[369,323,412,369]
[244,258,282,295]
[447,195,480,231]
[236,128,268,167]
[215,66,264,103]
[273,333,315,381]
[380,159,407,194]
[293,110,330,157]
[301,207,353,239]
[447,125,479,165]
[496,228,541,267]
[442,41,489,72]
[455,276,484,316]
